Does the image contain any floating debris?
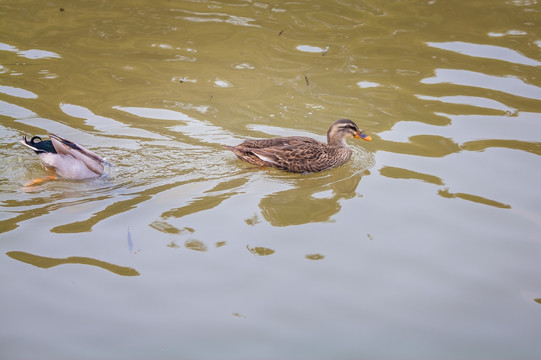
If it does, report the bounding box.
[244,214,260,225]
[304,74,309,86]
[179,76,186,83]
[127,227,140,254]
[127,227,133,252]
[278,30,284,36]
[322,46,329,56]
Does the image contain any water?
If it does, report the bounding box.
[1,0,541,359]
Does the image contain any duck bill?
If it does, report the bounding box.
[355,132,372,141]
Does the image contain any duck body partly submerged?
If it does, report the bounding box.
[223,119,372,173]
[22,134,105,180]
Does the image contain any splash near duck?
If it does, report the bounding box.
[223,119,372,173]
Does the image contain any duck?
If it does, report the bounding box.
[222,119,372,173]
[21,133,106,184]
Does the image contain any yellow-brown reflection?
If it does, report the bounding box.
[305,253,325,260]
[438,189,511,209]
[167,241,180,249]
[160,177,248,220]
[244,214,261,226]
[161,192,238,219]
[51,177,199,233]
[377,135,461,158]
[461,139,541,156]
[246,245,275,256]
[0,194,111,234]
[379,166,444,185]
[185,239,207,252]
[6,251,140,276]
[150,221,194,235]
[260,171,364,227]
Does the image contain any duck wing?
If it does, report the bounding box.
[237,136,320,149]
[50,134,105,175]
[250,139,336,172]
[223,137,322,168]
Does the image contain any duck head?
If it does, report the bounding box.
[327,119,372,146]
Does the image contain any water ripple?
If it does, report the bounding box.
[421,69,541,100]
[0,42,61,60]
[427,41,541,67]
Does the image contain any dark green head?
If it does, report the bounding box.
[22,136,57,154]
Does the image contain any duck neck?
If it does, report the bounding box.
[327,135,347,147]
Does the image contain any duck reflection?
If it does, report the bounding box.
[259,169,367,227]
[6,251,140,276]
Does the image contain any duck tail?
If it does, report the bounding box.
[221,144,235,151]
[49,134,104,163]
[21,136,54,154]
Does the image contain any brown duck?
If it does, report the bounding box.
[222,119,372,173]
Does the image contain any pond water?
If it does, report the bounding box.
[1,0,541,359]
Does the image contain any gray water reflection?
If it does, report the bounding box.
[0,42,61,60]
[427,41,541,66]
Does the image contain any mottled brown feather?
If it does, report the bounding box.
[223,119,370,173]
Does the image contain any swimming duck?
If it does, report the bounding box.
[222,119,372,173]
[21,133,106,183]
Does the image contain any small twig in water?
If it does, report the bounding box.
[322,46,329,56]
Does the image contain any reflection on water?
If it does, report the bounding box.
[1,0,541,358]
[380,166,444,186]
[422,69,541,100]
[0,42,61,60]
[6,251,139,276]
[438,188,512,209]
[185,239,208,252]
[305,253,325,260]
[246,245,275,256]
[427,41,541,67]
[260,170,366,226]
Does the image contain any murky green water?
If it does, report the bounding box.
[1,0,541,359]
